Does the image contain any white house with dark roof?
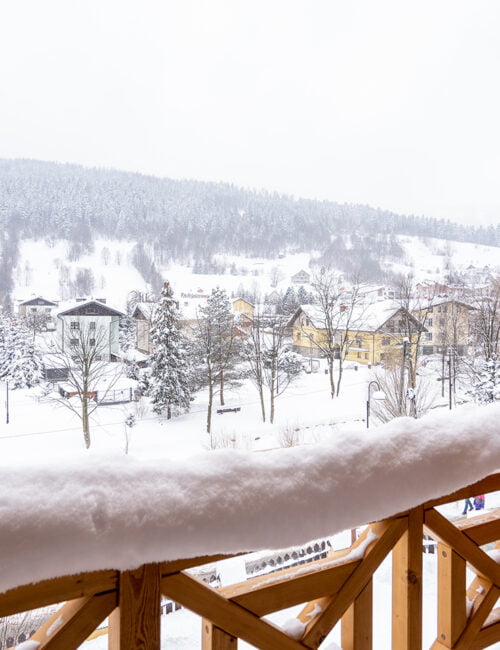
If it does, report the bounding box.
[56,299,125,361]
[18,297,59,329]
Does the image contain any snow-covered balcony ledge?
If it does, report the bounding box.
[2,403,500,649]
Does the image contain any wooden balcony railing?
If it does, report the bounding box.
[2,472,500,649]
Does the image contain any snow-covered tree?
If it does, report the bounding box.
[471,355,500,404]
[243,310,302,423]
[0,316,42,388]
[194,287,241,433]
[149,282,193,419]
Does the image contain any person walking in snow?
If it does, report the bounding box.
[474,495,485,510]
[462,498,474,515]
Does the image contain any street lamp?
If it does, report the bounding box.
[366,380,385,428]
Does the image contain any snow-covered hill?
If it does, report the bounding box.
[12,234,499,311]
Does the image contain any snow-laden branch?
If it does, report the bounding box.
[1,403,500,594]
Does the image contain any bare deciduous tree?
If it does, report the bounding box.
[48,322,121,448]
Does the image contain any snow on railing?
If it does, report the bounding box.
[0,403,499,596]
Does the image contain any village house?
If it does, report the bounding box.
[291,269,311,285]
[18,296,59,329]
[289,301,426,365]
[56,299,125,362]
[131,302,156,355]
[412,299,474,356]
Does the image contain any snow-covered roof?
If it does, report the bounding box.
[0,403,499,595]
[412,297,475,310]
[290,300,418,333]
[58,299,125,318]
[132,302,157,320]
[19,296,58,307]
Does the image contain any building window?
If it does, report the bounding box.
[439,318,445,326]
[86,306,97,314]
[70,321,79,329]
[89,338,96,346]
[70,338,78,346]
[443,305,448,313]
[425,332,432,341]
[380,353,385,361]
[357,352,361,358]
[96,355,102,361]
[355,338,362,347]
[89,321,96,329]
[365,353,369,360]
[427,318,433,326]
[428,307,433,313]
[381,337,391,346]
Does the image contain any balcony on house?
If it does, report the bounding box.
[1,403,500,650]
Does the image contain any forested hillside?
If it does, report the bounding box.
[0,158,499,306]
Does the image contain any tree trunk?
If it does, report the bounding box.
[207,383,213,434]
[167,405,171,420]
[336,358,343,397]
[259,383,266,422]
[220,369,224,406]
[328,356,336,399]
[270,364,276,424]
[82,396,91,449]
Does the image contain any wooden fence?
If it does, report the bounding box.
[2,472,500,649]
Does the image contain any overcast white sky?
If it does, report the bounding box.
[1,1,499,226]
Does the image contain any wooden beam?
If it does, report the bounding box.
[23,592,117,650]
[162,571,308,650]
[473,615,500,649]
[455,584,500,650]
[425,509,500,585]
[341,579,372,650]
[0,569,118,618]
[300,518,407,648]
[109,563,161,650]
[161,554,246,577]
[455,509,500,546]
[436,543,466,648]
[467,576,492,620]
[392,507,423,650]
[202,620,238,649]
[221,551,359,616]
[423,474,500,510]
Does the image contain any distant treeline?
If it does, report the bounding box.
[0,158,498,302]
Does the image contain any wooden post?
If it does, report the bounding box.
[202,620,237,649]
[341,579,373,650]
[392,507,423,650]
[436,542,466,648]
[109,563,161,650]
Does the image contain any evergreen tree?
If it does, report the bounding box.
[0,318,42,388]
[195,287,241,433]
[149,282,193,419]
[472,355,500,404]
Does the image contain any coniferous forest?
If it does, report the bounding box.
[0,158,499,306]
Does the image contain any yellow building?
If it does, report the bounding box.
[289,302,426,365]
[411,299,474,356]
[232,298,254,320]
